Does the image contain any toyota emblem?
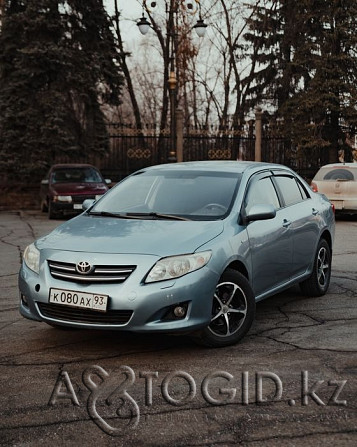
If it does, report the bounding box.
[76,261,93,274]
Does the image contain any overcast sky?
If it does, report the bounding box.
[104,1,149,50]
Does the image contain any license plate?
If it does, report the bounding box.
[73,204,83,210]
[49,288,108,312]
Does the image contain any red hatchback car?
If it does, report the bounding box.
[40,164,111,219]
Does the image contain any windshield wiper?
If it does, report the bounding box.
[87,211,143,219]
[88,211,190,221]
[126,212,191,221]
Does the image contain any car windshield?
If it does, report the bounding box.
[314,166,357,181]
[91,169,241,220]
[51,167,103,184]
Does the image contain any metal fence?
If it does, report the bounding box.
[28,123,331,183]
[101,124,322,182]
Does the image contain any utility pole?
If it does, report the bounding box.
[255,107,263,162]
[137,1,207,163]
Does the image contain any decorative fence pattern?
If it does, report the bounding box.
[40,122,338,183]
[102,124,322,182]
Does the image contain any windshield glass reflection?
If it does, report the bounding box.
[92,170,241,221]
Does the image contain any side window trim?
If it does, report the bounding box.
[272,169,312,201]
[272,173,304,207]
[296,178,311,200]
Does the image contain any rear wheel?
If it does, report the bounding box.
[192,269,255,348]
[300,239,331,297]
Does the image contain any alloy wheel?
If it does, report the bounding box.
[317,246,330,288]
[208,281,248,337]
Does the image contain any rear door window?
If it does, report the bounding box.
[273,175,304,207]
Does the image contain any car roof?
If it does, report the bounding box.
[318,163,357,169]
[50,163,97,170]
[143,161,292,175]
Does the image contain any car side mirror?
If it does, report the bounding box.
[105,179,112,185]
[246,204,276,222]
[41,179,49,185]
[82,199,95,211]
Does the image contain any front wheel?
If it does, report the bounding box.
[300,239,331,297]
[40,200,48,213]
[192,269,255,348]
[48,202,60,220]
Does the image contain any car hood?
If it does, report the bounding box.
[37,215,224,256]
[50,182,108,195]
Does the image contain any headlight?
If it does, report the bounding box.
[54,195,72,203]
[23,243,40,274]
[146,251,212,283]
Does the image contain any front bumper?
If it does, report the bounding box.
[50,201,82,215]
[50,198,96,216]
[18,251,219,333]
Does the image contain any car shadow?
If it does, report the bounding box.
[39,285,307,356]
[335,213,357,222]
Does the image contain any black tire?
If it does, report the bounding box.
[48,202,59,220]
[41,200,48,213]
[300,239,331,297]
[192,269,255,348]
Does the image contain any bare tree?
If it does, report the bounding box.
[111,1,266,131]
[112,0,143,130]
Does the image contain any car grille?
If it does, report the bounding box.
[37,302,133,325]
[48,260,136,283]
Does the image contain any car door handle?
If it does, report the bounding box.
[312,208,319,216]
[282,219,292,228]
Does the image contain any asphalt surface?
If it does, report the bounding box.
[0,211,356,446]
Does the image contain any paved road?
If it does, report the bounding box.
[0,211,356,446]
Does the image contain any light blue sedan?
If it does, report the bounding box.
[19,161,335,347]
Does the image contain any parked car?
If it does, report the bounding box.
[311,163,357,214]
[20,161,335,347]
[40,164,111,219]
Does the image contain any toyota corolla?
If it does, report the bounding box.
[19,161,335,347]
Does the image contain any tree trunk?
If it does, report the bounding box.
[113,1,143,131]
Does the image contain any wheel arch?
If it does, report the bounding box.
[320,229,333,253]
[225,260,249,281]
